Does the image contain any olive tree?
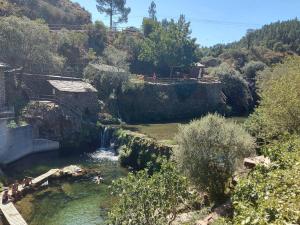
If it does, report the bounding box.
[174,114,255,201]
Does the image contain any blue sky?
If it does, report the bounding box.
[72,0,300,47]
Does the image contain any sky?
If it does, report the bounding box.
[72,0,300,47]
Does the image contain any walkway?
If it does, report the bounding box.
[0,169,60,225]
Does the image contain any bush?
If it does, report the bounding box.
[174,114,255,202]
[84,64,129,101]
[107,162,191,225]
[245,56,300,141]
[231,137,300,225]
[242,61,266,81]
[211,63,253,115]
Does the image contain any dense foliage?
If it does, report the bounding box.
[230,137,300,225]
[3,0,91,25]
[84,64,129,102]
[138,15,199,76]
[107,162,190,225]
[174,114,255,201]
[210,63,253,115]
[0,16,64,73]
[246,56,300,141]
[238,19,300,54]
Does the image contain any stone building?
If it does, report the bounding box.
[48,80,99,120]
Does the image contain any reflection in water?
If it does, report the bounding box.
[3,149,126,225]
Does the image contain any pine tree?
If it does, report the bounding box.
[96,0,131,30]
[148,1,157,21]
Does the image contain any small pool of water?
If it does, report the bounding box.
[3,149,127,225]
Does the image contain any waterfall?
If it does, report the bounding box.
[92,126,118,161]
[100,126,113,149]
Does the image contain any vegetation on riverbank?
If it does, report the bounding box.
[1,1,300,224]
[108,57,300,225]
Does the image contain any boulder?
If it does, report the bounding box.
[244,156,271,169]
[61,165,85,177]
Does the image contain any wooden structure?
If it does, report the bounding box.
[0,169,59,225]
[0,200,27,225]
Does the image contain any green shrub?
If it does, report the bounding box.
[231,137,300,225]
[210,63,253,115]
[107,162,191,225]
[245,56,300,141]
[174,114,255,202]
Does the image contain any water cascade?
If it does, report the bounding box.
[100,126,113,149]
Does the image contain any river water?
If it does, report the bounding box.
[2,149,127,225]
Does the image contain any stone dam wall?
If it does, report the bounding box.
[118,81,226,123]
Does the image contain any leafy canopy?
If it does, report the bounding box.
[139,15,198,76]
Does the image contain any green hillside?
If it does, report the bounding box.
[0,0,91,25]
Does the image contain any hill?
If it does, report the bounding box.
[0,0,91,25]
[235,18,300,54]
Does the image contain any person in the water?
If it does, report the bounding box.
[94,175,104,184]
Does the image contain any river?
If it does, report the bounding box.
[2,149,127,225]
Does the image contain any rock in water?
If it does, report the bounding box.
[61,165,84,177]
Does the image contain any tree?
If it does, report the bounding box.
[174,114,255,201]
[96,0,131,30]
[139,15,198,76]
[148,1,157,21]
[246,56,300,141]
[86,21,107,55]
[245,29,255,49]
[107,162,191,225]
[0,16,64,73]
[210,63,253,115]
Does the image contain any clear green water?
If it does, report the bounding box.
[3,150,127,225]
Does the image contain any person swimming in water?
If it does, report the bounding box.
[94,175,104,184]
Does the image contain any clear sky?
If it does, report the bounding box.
[72,0,300,47]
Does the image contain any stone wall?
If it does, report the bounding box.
[118,81,226,123]
[57,91,99,119]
